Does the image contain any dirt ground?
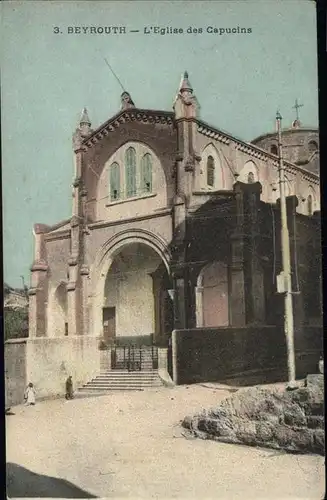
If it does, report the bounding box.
[6,383,325,499]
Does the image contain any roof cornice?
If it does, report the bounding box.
[81,108,174,150]
[196,119,319,183]
[78,108,319,183]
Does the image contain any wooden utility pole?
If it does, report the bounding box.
[276,111,296,388]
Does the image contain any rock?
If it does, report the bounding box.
[312,429,325,454]
[255,421,275,442]
[305,374,324,390]
[181,416,193,429]
[182,381,324,455]
[283,406,306,427]
[306,416,324,429]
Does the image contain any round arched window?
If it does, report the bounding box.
[308,140,318,153]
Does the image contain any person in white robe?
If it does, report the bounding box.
[24,383,36,405]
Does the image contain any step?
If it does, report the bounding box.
[79,385,162,391]
[85,380,162,385]
[84,380,162,386]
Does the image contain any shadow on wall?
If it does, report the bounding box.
[6,463,98,498]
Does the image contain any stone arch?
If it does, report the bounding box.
[195,261,229,327]
[308,140,318,153]
[238,160,259,184]
[200,143,224,189]
[90,229,172,338]
[47,282,68,337]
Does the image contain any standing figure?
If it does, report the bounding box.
[24,383,36,406]
[65,376,74,400]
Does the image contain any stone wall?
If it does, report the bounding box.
[5,339,27,406]
[25,336,100,399]
[172,326,322,386]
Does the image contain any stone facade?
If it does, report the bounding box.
[24,72,321,393]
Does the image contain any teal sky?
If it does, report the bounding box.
[2,0,318,288]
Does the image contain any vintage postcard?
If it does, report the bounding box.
[3,0,324,498]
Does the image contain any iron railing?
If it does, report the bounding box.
[110,346,158,371]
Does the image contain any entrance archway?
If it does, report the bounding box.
[196,261,229,327]
[92,234,173,344]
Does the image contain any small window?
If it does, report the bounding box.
[110,162,120,201]
[270,144,278,155]
[140,153,152,194]
[308,140,318,153]
[307,194,313,216]
[65,322,68,336]
[247,172,255,184]
[125,147,137,198]
[207,156,215,187]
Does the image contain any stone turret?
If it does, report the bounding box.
[79,107,92,137]
[72,107,93,151]
[173,71,199,120]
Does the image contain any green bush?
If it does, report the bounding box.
[4,309,28,341]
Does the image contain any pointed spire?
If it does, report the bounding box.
[173,70,199,119]
[179,71,193,93]
[80,107,91,127]
[78,107,92,138]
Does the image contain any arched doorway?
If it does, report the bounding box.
[196,261,229,327]
[96,241,173,345]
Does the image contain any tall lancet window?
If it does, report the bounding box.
[207,155,215,187]
[125,147,136,198]
[140,153,153,193]
[110,162,120,201]
[307,194,313,216]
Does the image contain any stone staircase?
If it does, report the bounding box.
[77,369,163,393]
[77,346,163,394]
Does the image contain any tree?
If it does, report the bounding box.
[4,308,28,341]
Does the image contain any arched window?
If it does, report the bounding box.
[247,172,255,184]
[307,194,313,216]
[125,147,136,198]
[207,156,215,187]
[140,153,152,193]
[110,162,120,201]
[270,144,278,155]
[308,140,318,153]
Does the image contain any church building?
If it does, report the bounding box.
[26,72,322,395]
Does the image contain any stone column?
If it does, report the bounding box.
[151,267,164,344]
[195,285,204,327]
[80,264,90,336]
[229,183,246,326]
[28,225,49,337]
[173,274,187,330]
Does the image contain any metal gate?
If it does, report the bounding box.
[110,346,158,371]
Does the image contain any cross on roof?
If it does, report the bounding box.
[292,99,303,121]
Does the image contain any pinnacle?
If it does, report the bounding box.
[179,71,193,92]
[80,107,91,126]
